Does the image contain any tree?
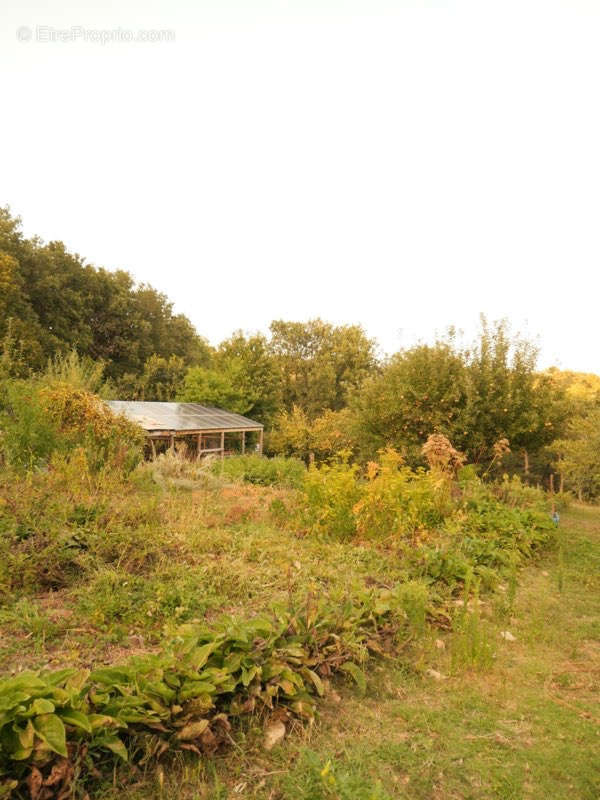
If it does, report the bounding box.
[118,354,187,401]
[178,361,255,416]
[269,319,377,417]
[553,409,600,500]
[0,207,211,381]
[352,319,567,468]
[268,406,357,463]
[352,341,468,462]
[215,332,281,423]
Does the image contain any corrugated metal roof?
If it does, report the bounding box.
[107,401,263,433]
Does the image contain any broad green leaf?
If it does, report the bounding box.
[302,669,324,697]
[178,681,216,702]
[241,665,260,687]
[26,698,55,716]
[57,708,92,733]
[339,662,367,695]
[95,733,128,761]
[32,713,67,757]
[43,669,78,687]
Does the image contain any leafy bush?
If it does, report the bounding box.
[301,449,555,588]
[303,457,362,540]
[0,377,143,473]
[0,589,412,797]
[0,448,160,594]
[215,454,306,489]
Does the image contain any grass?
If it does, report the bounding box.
[94,504,600,800]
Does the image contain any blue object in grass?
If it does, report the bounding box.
[551,511,560,526]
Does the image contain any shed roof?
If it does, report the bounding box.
[107,401,263,434]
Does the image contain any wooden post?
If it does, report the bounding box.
[197,433,202,460]
[169,434,175,452]
[241,431,246,455]
[220,431,225,460]
[150,439,157,461]
[258,429,264,455]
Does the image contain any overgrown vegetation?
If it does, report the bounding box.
[0,382,560,797]
[0,209,599,797]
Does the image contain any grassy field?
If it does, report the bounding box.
[1,464,598,800]
[109,504,600,800]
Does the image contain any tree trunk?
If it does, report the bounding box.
[523,449,529,475]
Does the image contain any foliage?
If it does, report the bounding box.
[215,332,282,424]
[117,354,187,402]
[0,372,144,473]
[42,350,110,397]
[215,454,306,489]
[178,362,255,417]
[552,408,600,501]
[268,407,358,463]
[269,319,377,418]
[352,319,567,469]
[0,208,210,381]
[303,456,363,541]
[301,448,554,589]
[0,588,417,797]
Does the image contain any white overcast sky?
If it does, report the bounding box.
[2,0,599,371]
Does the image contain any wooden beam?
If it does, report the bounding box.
[150,439,157,460]
[258,429,264,455]
[146,427,263,439]
[241,430,246,454]
[220,431,225,460]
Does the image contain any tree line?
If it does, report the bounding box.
[1,207,599,497]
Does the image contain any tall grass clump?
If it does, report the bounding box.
[215,453,306,489]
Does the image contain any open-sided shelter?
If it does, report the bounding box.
[107,401,263,459]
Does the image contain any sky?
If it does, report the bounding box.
[2,0,599,372]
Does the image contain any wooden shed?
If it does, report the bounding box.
[107,401,263,459]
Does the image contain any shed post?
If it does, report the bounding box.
[259,429,264,455]
[241,430,246,454]
[169,434,175,452]
[197,433,202,460]
[220,431,225,460]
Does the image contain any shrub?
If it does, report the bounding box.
[303,456,362,540]
[0,377,143,473]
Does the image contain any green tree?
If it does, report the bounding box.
[215,332,281,424]
[353,319,566,468]
[178,361,255,416]
[118,354,187,401]
[269,319,377,417]
[353,340,468,462]
[0,207,210,381]
[553,409,600,500]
